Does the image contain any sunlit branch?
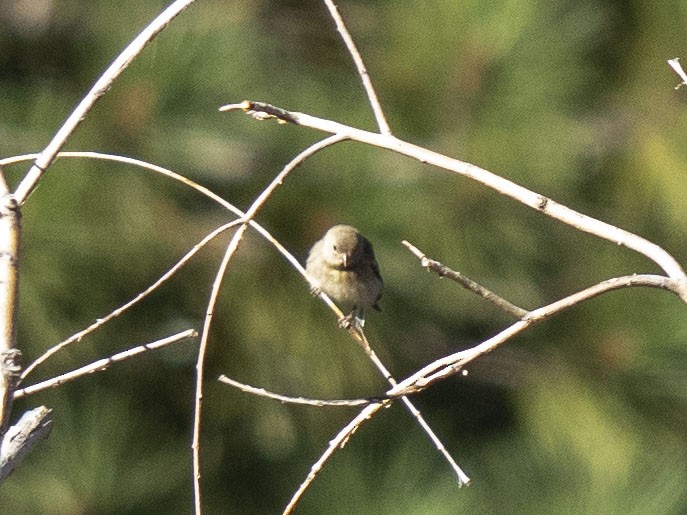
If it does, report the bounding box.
[192,134,346,515]
[218,375,376,407]
[14,330,197,399]
[667,57,687,89]
[221,101,687,295]
[0,166,20,436]
[388,274,677,396]
[403,240,529,319]
[322,0,391,135]
[19,221,239,383]
[283,402,385,515]
[14,0,197,205]
[0,407,53,482]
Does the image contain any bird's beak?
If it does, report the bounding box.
[342,254,348,268]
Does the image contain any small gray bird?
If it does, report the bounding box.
[306,224,383,325]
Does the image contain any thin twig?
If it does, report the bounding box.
[403,240,529,319]
[19,220,240,383]
[192,135,346,515]
[354,329,470,485]
[13,330,197,399]
[13,0,197,204]
[322,0,391,135]
[283,402,385,515]
[386,274,677,396]
[221,101,687,294]
[2,152,308,283]
[218,375,376,407]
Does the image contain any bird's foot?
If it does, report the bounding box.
[338,312,365,330]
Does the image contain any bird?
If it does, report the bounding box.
[305,224,383,326]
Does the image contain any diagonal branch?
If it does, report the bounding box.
[388,273,678,397]
[13,0,197,204]
[1,152,308,281]
[403,240,529,319]
[20,220,240,383]
[221,101,687,293]
[0,406,53,482]
[322,0,391,135]
[14,330,197,399]
[283,402,385,515]
[667,58,687,89]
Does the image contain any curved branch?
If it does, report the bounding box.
[192,135,346,514]
[221,102,687,293]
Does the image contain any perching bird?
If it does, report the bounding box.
[305,224,383,325]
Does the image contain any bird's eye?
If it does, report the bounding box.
[332,245,338,251]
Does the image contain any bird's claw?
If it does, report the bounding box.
[338,312,365,330]
[337,314,354,329]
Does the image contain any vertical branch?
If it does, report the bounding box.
[192,135,346,514]
[0,166,21,436]
[192,225,247,515]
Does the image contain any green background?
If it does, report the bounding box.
[2,0,687,513]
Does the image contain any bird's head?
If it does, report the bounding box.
[323,224,363,269]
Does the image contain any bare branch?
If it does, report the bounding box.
[0,406,53,482]
[388,274,678,396]
[218,375,376,407]
[13,0,197,204]
[353,328,470,484]
[403,240,529,319]
[20,220,240,383]
[283,402,385,515]
[13,330,197,399]
[1,152,308,284]
[322,0,391,135]
[221,101,687,291]
[192,135,346,514]
[0,165,21,437]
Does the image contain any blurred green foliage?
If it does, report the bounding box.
[1,0,687,513]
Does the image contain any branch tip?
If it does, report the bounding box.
[220,100,299,124]
[667,57,687,89]
[218,101,251,112]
